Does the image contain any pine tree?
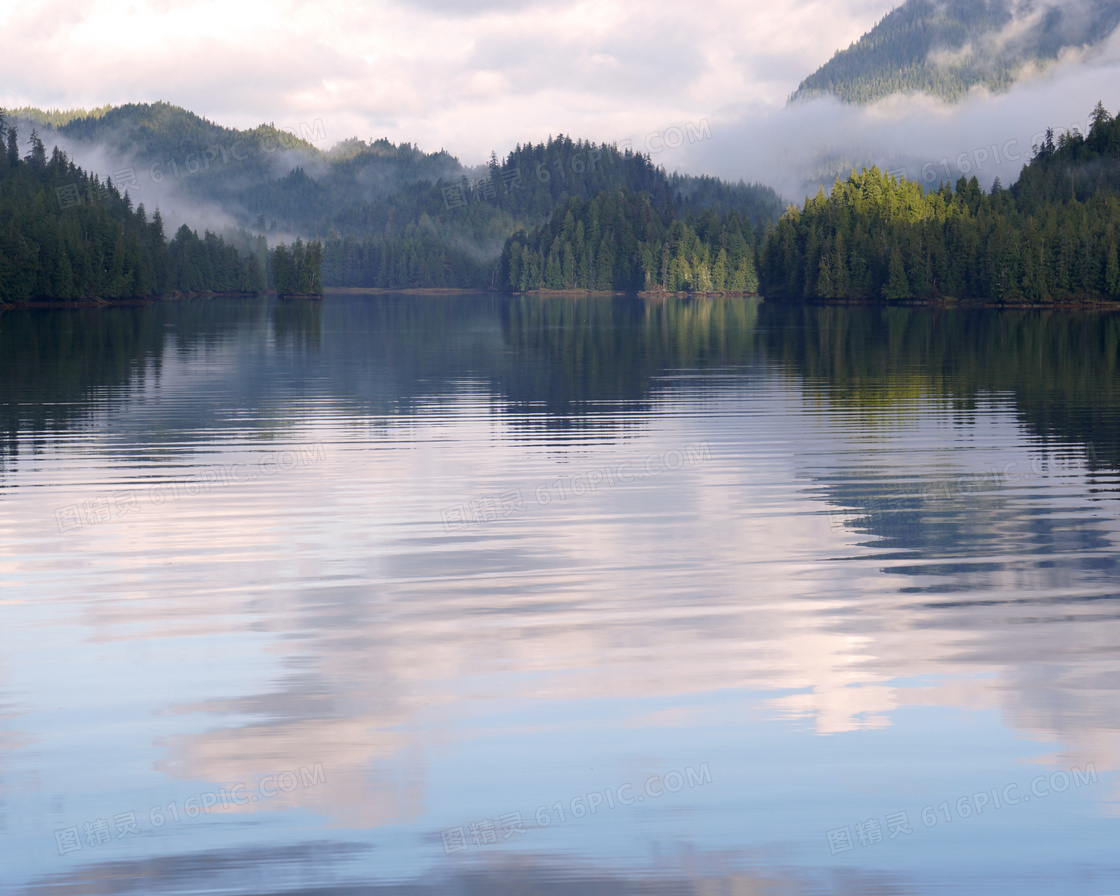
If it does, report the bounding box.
[25,130,46,169]
[5,122,18,167]
[1106,241,1120,299]
[883,247,911,300]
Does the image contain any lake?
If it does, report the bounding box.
[1,292,1118,895]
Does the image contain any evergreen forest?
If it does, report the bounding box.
[761,103,1120,303]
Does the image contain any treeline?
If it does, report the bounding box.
[321,232,492,289]
[498,188,759,293]
[1014,109,1120,208]
[791,0,1120,105]
[164,224,266,294]
[761,104,1120,303]
[12,104,785,291]
[0,113,264,302]
[269,135,675,288]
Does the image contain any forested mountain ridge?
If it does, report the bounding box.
[791,0,1120,105]
[14,101,323,163]
[11,101,448,231]
[13,103,784,290]
[322,137,783,289]
[1013,104,1120,207]
[761,103,1120,303]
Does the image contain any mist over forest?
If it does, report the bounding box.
[684,0,1120,198]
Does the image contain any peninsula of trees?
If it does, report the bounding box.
[761,103,1120,303]
[271,240,324,298]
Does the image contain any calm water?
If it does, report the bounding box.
[1,293,1119,895]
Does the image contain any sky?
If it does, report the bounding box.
[0,0,897,161]
[4,0,1120,197]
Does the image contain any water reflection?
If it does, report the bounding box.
[4,296,1117,461]
[1,294,1119,895]
[15,846,914,896]
[756,303,1120,470]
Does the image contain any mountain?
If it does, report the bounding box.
[790,0,1120,105]
[10,101,456,232]
[11,102,784,290]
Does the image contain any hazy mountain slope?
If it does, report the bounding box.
[13,102,459,225]
[790,0,1120,105]
[8,102,784,289]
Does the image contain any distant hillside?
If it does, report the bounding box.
[11,102,784,290]
[791,0,1120,105]
[17,101,321,158]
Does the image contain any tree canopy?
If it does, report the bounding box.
[498,188,760,294]
[760,105,1120,303]
[0,111,264,303]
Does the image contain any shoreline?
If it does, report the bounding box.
[783,295,1120,310]
[324,287,494,296]
[0,290,264,311]
[5,288,1118,311]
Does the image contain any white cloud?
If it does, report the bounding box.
[672,23,1120,200]
[9,0,1116,196]
[0,0,897,164]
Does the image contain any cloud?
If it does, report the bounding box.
[11,0,1116,203]
[389,0,555,13]
[671,22,1120,200]
[1,0,897,166]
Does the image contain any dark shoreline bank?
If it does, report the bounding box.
[5,289,1119,311]
[0,290,264,311]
